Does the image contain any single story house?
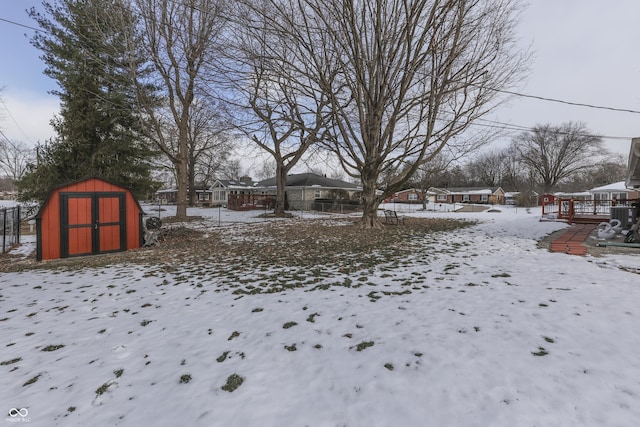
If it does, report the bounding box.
[154,173,362,211]
[428,186,505,205]
[155,177,258,207]
[627,137,640,188]
[384,188,424,204]
[155,185,214,205]
[589,181,639,203]
[209,178,261,207]
[256,173,361,210]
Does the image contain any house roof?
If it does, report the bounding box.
[589,181,629,193]
[257,173,360,189]
[395,188,420,194]
[553,191,590,197]
[428,186,504,195]
[214,179,255,188]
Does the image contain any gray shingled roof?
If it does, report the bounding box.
[257,173,359,189]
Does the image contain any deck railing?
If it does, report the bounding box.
[542,198,638,223]
[227,194,274,211]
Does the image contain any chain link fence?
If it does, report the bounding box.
[1,206,21,254]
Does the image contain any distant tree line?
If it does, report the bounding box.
[406,122,626,196]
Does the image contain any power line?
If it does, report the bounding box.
[3,7,640,144]
[478,84,640,115]
[0,17,46,33]
[472,117,634,142]
[0,128,13,145]
[0,98,36,145]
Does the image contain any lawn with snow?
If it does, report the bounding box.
[1,205,640,426]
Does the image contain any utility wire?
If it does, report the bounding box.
[0,128,13,145]
[6,12,638,116]
[0,98,36,145]
[471,118,634,143]
[0,17,45,33]
[2,9,639,144]
[477,84,640,115]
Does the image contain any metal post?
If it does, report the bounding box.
[16,206,20,246]
[2,208,6,254]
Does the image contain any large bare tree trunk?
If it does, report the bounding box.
[274,164,288,215]
[360,180,381,228]
[175,156,188,218]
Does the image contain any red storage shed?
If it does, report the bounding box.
[36,176,145,261]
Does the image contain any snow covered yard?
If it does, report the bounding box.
[2,205,640,426]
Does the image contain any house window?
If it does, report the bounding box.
[462,194,470,202]
[408,193,418,201]
[315,189,321,198]
[437,194,447,201]
[481,194,488,202]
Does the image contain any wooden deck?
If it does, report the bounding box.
[571,215,609,224]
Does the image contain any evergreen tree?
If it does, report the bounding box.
[17,0,158,202]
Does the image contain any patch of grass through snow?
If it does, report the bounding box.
[41,344,65,352]
[356,341,374,351]
[532,347,548,357]
[221,374,244,392]
[0,357,21,365]
[23,374,40,386]
[95,380,115,395]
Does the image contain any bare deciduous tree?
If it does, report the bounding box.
[263,0,528,227]
[0,139,34,181]
[511,122,605,193]
[132,0,226,219]
[220,158,243,181]
[224,1,330,215]
[465,149,511,187]
[186,99,233,205]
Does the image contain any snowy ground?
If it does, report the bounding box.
[2,204,640,426]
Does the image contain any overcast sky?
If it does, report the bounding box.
[1,0,639,158]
